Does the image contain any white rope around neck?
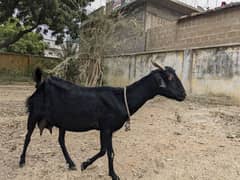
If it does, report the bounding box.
[124,87,131,131]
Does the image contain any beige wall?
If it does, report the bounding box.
[147,6,240,51]
[103,45,240,102]
[191,46,240,101]
[0,52,61,75]
[104,51,184,87]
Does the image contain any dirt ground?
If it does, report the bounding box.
[0,84,240,180]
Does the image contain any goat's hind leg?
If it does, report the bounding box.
[19,115,36,167]
[58,128,76,170]
[81,130,108,171]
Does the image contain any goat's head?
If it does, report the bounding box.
[151,61,186,101]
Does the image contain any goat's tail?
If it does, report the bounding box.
[34,67,42,88]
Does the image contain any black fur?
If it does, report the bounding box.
[19,67,186,180]
[33,67,42,88]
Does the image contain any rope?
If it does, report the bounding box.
[124,87,131,131]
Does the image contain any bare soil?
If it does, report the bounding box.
[0,85,240,180]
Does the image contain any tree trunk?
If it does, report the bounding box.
[85,57,103,87]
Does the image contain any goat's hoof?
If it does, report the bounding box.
[110,173,120,180]
[112,175,120,180]
[19,159,25,168]
[19,162,25,168]
[81,162,88,171]
[69,164,77,171]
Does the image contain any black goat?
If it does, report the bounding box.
[19,62,186,180]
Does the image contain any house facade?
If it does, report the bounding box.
[105,0,199,53]
[44,39,63,58]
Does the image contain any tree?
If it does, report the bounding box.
[0,0,93,49]
[0,18,46,55]
[51,11,142,86]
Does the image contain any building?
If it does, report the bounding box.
[147,2,240,51]
[44,39,63,58]
[104,0,200,53]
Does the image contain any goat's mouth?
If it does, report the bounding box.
[176,95,186,101]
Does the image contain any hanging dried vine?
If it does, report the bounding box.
[51,11,142,86]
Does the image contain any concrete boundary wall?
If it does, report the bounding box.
[0,52,62,75]
[103,45,240,101]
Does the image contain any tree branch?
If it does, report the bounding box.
[0,23,39,49]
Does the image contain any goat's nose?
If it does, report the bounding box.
[178,97,185,101]
[182,91,186,97]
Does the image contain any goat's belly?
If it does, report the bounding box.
[50,110,100,131]
[53,117,100,131]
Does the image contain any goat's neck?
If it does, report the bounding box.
[126,74,157,115]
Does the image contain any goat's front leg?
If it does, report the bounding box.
[107,133,120,180]
[81,130,120,180]
[58,128,76,170]
[19,116,36,167]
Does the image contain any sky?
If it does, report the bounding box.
[182,0,239,8]
[87,0,240,12]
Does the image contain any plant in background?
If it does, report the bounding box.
[0,0,94,49]
[0,18,46,55]
[51,11,142,86]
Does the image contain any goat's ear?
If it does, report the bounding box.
[151,60,164,70]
